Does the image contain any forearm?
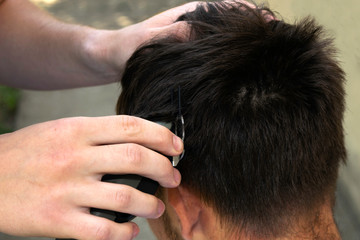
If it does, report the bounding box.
[0,0,199,90]
[0,0,117,90]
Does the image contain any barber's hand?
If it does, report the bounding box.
[85,1,201,80]
[0,116,183,240]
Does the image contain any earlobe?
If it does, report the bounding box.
[168,187,202,240]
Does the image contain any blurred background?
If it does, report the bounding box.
[0,0,358,239]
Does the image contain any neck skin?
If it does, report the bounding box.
[148,187,341,240]
[237,200,341,240]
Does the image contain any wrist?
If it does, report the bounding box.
[83,22,152,80]
[80,18,158,84]
[80,28,122,84]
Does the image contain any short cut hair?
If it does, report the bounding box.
[117,2,346,238]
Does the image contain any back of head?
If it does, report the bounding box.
[117,2,346,238]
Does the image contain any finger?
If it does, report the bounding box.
[223,0,256,9]
[85,143,180,188]
[148,1,257,41]
[82,115,183,156]
[223,0,277,21]
[147,1,202,27]
[74,182,165,219]
[63,213,139,240]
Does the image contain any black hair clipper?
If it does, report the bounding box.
[57,88,184,239]
[91,121,185,223]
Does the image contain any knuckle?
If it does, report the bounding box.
[120,225,136,240]
[148,198,161,217]
[125,144,142,166]
[50,117,86,138]
[156,164,176,188]
[93,223,112,240]
[156,130,172,148]
[45,117,88,171]
[114,188,132,209]
[119,116,141,137]
[49,118,71,136]
[38,202,62,227]
[158,157,173,177]
[118,225,136,240]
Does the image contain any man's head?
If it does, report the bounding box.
[117,1,345,239]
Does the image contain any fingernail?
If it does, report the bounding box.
[132,224,139,238]
[173,169,182,185]
[173,135,183,152]
[157,200,165,216]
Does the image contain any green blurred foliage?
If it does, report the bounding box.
[0,85,20,134]
[0,86,19,112]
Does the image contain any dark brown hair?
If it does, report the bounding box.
[117,2,346,238]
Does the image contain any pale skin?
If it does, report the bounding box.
[0,0,199,89]
[0,0,202,239]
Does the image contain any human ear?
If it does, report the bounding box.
[167,187,202,240]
